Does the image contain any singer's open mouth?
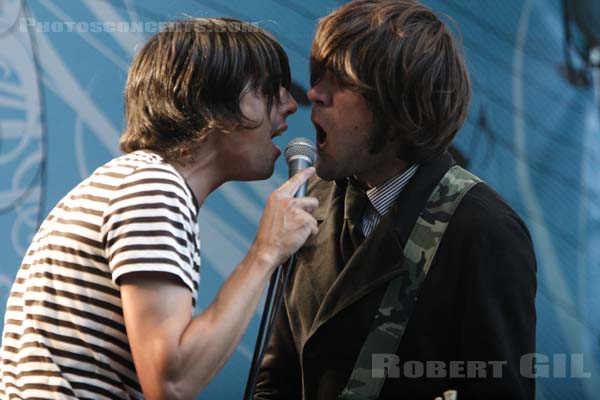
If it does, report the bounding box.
[316,124,327,147]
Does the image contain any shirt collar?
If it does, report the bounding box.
[365,164,419,216]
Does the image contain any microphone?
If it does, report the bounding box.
[285,137,317,198]
[245,138,317,400]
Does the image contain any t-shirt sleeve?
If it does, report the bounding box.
[102,165,199,299]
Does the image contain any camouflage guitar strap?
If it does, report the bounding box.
[339,166,483,400]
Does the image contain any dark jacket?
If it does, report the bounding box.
[255,153,537,400]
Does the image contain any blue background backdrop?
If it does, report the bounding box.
[0,0,599,398]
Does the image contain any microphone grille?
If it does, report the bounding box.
[285,137,317,165]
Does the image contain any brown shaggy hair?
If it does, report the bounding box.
[121,18,291,163]
[310,0,471,163]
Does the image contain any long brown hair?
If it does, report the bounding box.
[311,0,471,163]
[121,18,291,163]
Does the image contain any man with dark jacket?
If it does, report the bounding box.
[254,1,537,399]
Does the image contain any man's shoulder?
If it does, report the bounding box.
[451,180,531,239]
[460,181,516,217]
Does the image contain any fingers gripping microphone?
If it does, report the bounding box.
[285,137,317,198]
[244,138,317,400]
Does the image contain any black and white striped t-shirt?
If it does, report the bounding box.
[0,150,201,399]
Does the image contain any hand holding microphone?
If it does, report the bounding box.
[252,138,319,269]
[244,138,317,400]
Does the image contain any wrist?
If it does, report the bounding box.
[244,242,279,276]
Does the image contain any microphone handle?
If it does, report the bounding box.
[288,157,313,198]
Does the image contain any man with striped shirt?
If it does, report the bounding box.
[255,1,537,399]
[1,18,319,399]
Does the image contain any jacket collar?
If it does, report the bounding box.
[297,152,456,338]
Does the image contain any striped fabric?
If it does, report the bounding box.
[360,164,419,236]
[0,150,200,399]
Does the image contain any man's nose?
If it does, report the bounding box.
[280,88,298,117]
[307,82,329,107]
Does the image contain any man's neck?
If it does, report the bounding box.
[353,158,409,189]
[170,149,225,209]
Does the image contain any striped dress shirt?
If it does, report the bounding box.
[360,164,419,237]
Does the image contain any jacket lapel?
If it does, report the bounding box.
[300,152,457,344]
[292,179,344,308]
[309,213,406,336]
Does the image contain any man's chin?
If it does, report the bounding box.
[239,164,275,182]
[255,170,275,181]
[315,162,343,181]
